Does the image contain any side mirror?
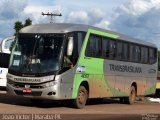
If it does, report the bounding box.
[67,37,73,56]
[0,36,15,54]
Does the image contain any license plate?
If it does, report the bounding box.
[23,88,32,93]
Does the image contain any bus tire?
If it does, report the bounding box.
[73,86,88,109]
[125,86,136,104]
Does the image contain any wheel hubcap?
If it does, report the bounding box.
[78,90,85,104]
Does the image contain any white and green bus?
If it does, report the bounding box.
[7,23,157,108]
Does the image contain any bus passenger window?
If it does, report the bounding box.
[109,40,116,59]
[141,47,148,64]
[95,36,102,57]
[85,36,94,57]
[122,43,129,61]
[149,48,157,64]
[135,45,141,62]
[85,35,102,58]
[102,38,109,58]
[130,45,136,62]
[78,32,85,55]
[130,45,141,63]
[116,41,122,60]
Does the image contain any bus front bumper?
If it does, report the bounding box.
[6,83,62,100]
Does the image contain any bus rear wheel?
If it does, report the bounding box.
[73,86,88,109]
[125,86,136,104]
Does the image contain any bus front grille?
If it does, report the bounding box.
[14,90,42,96]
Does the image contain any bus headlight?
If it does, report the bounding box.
[43,81,58,88]
[41,75,55,83]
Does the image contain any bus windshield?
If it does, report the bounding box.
[9,34,64,75]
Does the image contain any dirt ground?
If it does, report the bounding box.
[0,93,159,120]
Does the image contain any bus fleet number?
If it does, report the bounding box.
[81,74,89,78]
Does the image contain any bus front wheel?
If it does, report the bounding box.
[73,86,88,109]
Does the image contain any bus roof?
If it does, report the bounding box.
[19,23,157,48]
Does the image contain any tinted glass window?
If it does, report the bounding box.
[130,45,136,62]
[9,34,64,74]
[130,44,140,62]
[67,32,86,66]
[78,32,85,55]
[86,35,157,65]
[116,41,122,60]
[95,36,102,57]
[102,37,109,58]
[149,48,157,64]
[141,47,148,64]
[135,45,141,62]
[85,35,102,58]
[122,42,129,61]
[109,40,116,59]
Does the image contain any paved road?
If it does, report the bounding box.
[0,93,160,120]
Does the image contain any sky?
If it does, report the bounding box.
[0,0,160,48]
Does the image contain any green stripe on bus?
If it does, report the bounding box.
[72,28,120,98]
[88,28,119,39]
[144,83,156,95]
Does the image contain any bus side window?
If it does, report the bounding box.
[109,40,116,59]
[63,56,73,68]
[141,47,148,64]
[62,38,73,70]
[135,45,141,62]
[130,44,136,62]
[95,36,102,58]
[78,32,85,55]
[122,42,129,61]
[85,34,102,58]
[149,48,157,64]
[85,35,94,57]
[102,37,109,58]
[130,44,141,63]
[116,41,122,60]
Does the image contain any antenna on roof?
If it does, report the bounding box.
[42,12,62,23]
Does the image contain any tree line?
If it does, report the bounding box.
[10,18,32,51]
[14,18,32,35]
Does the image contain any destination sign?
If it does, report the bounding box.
[14,78,41,83]
[109,64,142,73]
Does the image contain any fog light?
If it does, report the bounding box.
[47,92,56,96]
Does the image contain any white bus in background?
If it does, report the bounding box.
[0,36,15,90]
